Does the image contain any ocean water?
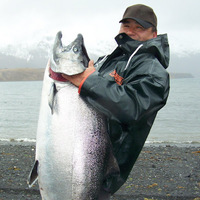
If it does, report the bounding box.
[0,78,200,144]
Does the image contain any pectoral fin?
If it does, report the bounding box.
[48,83,57,114]
[27,160,39,188]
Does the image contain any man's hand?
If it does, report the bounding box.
[62,60,95,87]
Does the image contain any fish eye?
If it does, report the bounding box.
[73,46,79,53]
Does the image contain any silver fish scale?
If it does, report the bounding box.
[71,101,109,200]
[35,69,116,200]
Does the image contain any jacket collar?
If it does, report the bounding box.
[115,33,170,69]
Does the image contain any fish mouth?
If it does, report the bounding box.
[49,67,68,82]
[79,36,90,66]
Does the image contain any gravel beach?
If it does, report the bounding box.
[0,142,199,200]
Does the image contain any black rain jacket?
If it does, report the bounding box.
[79,33,170,194]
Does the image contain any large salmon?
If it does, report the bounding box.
[28,31,119,200]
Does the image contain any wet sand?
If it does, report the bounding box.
[0,142,199,200]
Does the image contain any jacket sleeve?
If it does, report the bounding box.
[79,68,169,125]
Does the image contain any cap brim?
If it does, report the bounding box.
[119,17,153,29]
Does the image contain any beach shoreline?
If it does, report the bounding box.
[0,142,199,200]
[1,140,200,147]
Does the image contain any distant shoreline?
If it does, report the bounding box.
[0,68,195,81]
[0,68,45,81]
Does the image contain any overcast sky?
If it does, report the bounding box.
[0,0,200,56]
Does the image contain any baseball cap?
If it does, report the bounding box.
[119,4,157,29]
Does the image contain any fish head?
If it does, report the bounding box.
[51,31,90,76]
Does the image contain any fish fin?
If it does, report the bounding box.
[105,148,120,177]
[48,83,56,114]
[102,149,121,194]
[27,160,39,188]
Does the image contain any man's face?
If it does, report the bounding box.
[119,19,157,41]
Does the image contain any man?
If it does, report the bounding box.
[62,4,170,199]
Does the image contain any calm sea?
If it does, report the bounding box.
[0,78,200,144]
